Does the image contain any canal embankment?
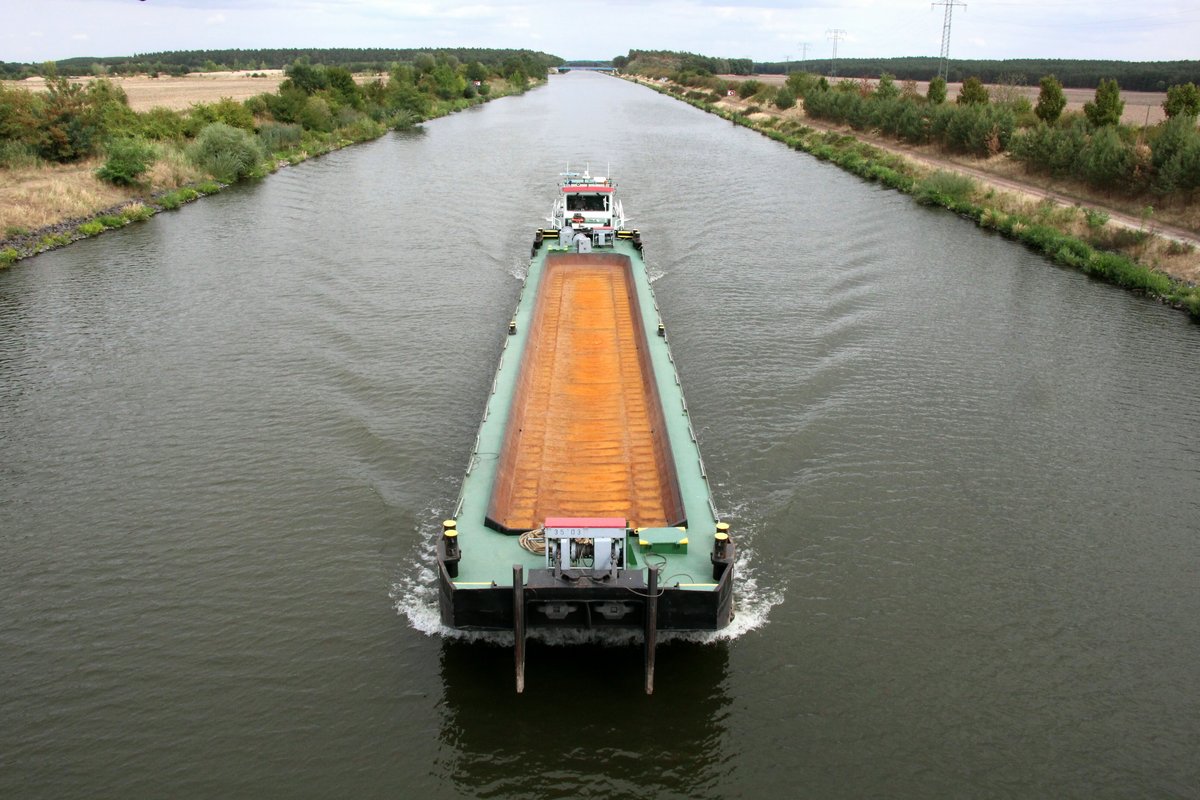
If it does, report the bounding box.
[1,72,545,268]
[627,76,1200,320]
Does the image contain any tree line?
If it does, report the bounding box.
[0,47,563,79]
[752,57,1200,92]
[613,50,752,78]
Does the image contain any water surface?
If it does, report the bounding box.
[3,72,1198,798]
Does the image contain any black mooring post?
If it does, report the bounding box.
[644,566,658,695]
[513,564,526,694]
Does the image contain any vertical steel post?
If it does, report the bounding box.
[644,566,658,695]
[513,564,525,694]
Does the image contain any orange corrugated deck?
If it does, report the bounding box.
[487,254,682,532]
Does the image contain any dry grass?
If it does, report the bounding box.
[974,187,1200,283]
[0,159,134,232]
[145,146,204,188]
[0,141,204,236]
[981,154,1200,233]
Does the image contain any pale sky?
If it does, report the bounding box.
[2,0,1197,65]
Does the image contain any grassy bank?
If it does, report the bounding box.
[632,78,1200,321]
[1,58,548,267]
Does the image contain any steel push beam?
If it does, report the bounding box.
[513,564,526,693]
[645,566,658,695]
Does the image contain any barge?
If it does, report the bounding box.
[437,172,735,693]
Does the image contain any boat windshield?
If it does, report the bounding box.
[566,193,608,212]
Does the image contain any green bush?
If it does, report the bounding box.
[39,232,72,249]
[189,122,265,182]
[915,170,977,206]
[157,187,199,210]
[340,116,386,142]
[1084,78,1124,128]
[774,88,796,110]
[120,203,154,222]
[96,214,125,229]
[77,221,105,236]
[138,106,186,140]
[186,97,255,134]
[1035,75,1067,123]
[298,96,335,132]
[1078,125,1134,188]
[737,80,763,99]
[391,110,420,131]
[1083,208,1110,229]
[0,139,40,168]
[96,137,156,185]
[0,248,20,265]
[258,122,303,152]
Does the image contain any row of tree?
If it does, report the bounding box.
[0,48,562,80]
[796,73,1200,193]
[751,57,1200,93]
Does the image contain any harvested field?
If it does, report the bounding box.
[5,70,392,112]
[6,71,286,111]
[737,74,1169,126]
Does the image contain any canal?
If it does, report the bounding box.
[2,71,1198,798]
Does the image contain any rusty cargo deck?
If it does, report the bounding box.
[487,252,685,533]
[436,202,735,693]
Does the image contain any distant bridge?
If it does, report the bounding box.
[559,65,615,72]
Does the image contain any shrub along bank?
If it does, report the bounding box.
[633,78,1200,320]
[0,53,549,264]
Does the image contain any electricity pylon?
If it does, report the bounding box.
[932,0,966,81]
[826,29,846,77]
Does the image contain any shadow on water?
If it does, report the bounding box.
[435,638,731,799]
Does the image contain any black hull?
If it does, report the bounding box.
[437,552,736,633]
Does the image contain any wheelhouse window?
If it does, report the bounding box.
[566,193,609,212]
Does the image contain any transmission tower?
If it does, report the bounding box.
[798,42,809,72]
[826,29,846,77]
[932,0,966,81]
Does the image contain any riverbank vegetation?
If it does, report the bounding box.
[0,50,553,264]
[628,73,1200,320]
